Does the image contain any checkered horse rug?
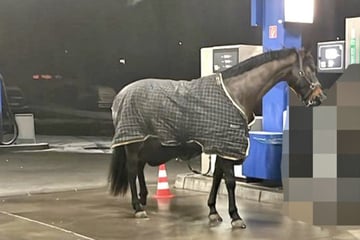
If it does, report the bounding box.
[111,74,250,160]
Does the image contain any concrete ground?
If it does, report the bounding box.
[1,136,360,239]
[0,145,189,197]
[1,187,360,240]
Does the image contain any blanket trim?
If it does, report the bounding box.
[217,73,247,121]
[112,135,244,161]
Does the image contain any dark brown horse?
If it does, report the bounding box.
[108,48,326,229]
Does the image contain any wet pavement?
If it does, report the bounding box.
[1,136,360,239]
[0,149,191,197]
[1,187,360,240]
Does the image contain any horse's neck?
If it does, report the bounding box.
[222,54,297,120]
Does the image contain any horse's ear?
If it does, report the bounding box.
[298,46,312,60]
[306,49,313,58]
[297,47,306,58]
[302,42,313,55]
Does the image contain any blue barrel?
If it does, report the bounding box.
[242,131,283,180]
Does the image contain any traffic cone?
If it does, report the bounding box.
[156,198,171,211]
[153,164,174,199]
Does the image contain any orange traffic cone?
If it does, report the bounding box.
[153,164,174,199]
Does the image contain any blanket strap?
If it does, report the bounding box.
[186,159,211,176]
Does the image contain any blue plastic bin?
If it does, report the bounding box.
[242,131,283,180]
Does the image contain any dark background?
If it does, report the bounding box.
[0,0,359,135]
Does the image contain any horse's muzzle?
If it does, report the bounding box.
[304,90,327,107]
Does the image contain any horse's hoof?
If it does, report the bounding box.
[208,213,223,223]
[231,219,246,229]
[135,211,148,218]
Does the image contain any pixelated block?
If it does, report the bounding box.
[313,154,337,178]
[313,202,337,225]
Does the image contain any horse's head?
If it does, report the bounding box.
[286,49,327,107]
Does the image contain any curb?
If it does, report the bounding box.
[174,173,283,204]
[0,143,49,152]
[0,183,108,198]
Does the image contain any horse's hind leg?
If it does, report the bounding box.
[138,162,148,206]
[125,143,147,218]
[207,157,224,224]
[221,158,246,229]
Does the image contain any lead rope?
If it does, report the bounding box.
[186,155,212,176]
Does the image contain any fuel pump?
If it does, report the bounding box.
[0,73,19,145]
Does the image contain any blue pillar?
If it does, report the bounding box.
[251,0,302,131]
[0,80,3,142]
[242,0,303,181]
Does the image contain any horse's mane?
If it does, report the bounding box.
[221,48,297,79]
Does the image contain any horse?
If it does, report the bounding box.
[108,48,326,229]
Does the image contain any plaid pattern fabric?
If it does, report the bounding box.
[111,74,249,160]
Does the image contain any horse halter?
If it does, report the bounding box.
[296,51,321,107]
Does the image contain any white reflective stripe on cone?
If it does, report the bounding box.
[158,170,167,178]
[157,182,170,190]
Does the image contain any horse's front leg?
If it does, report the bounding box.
[125,145,147,218]
[207,156,224,224]
[221,158,246,229]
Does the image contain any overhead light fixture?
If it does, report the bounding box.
[284,0,314,23]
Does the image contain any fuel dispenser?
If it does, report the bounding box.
[199,44,263,177]
[0,73,48,150]
[0,73,18,145]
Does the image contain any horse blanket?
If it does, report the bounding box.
[111,74,250,160]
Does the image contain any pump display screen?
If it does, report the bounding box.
[213,48,238,73]
[317,41,345,73]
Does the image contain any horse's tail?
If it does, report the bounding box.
[108,146,128,196]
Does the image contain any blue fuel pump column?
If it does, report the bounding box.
[242,0,302,180]
[0,78,2,142]
[252,0,302,131]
